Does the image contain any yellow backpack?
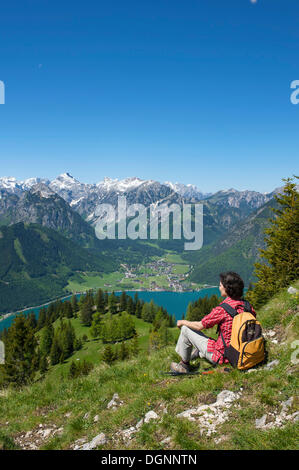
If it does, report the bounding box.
[219,300,265,370]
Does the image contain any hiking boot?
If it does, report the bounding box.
[190,348,200,361]
[170,361,190,374]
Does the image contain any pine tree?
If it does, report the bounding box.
[37,308,47,330]
[104,290,109,307]
[80,302,93,326]
[108,291,118,314]
[64,301,73,318]
[130,333,140,357]
[119,342,129,361]
[102,345,115,365]
[71,294,79,314]
[27,312,37,331]
[153,309,165,331]
[126,296,134,315]
[135,299,142,318]
[39,354,48,374]
[96,288,105,314]
[157,320,172,348]
[3,314,38,386]
[149,329,160,351]
[120,290,127,312]
[50,336,61,365]
[69,360,77,378]
[90,312,103,338]
[40,324,54,357]
[247,176,299,307]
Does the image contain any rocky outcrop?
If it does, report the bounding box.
[255,397,299,430]
[177,389,242,437]
[14,423,64,450]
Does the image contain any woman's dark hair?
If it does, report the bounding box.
[219,272,244,300]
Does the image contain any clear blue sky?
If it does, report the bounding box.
[0,0,298,193]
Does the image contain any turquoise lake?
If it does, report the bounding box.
[0,287,220,333]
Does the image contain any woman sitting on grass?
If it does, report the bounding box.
[170,271,256,374]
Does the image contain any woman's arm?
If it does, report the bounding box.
[177,319,205,332]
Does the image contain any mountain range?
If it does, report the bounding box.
[0,172,279,238]
[0,172,286,313]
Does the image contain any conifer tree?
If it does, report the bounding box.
[120,290,127,312]
[37,308,47,330]
[96,288,105,314]
[64,301,73,318]
[130,333,140,357]
[157,320,172,348]
[71,294,79,314]
[102,345,115,365]
[69,360,77,379]
[39,354,48,374]
[50,336,61,365]
[247,176,299,307]
[90,312,103,338]
[3,314,38,386]
[80,302,93,326]
[108,291,118,314]
[104,290,109,307]
[40,324,54,356]
[126,295,134,315]
[149,329,160,351]
[135,299,142,318]
[119,342,129,361]
[27,312,37,331]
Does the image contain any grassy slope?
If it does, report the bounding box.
[0,281,298,450]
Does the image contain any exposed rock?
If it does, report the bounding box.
[177,390,242,436]
[107,393,124,410]
[72,438,87,450]
[255,396,298,430]
[288,287,298,295]
[119,426,137,441]
[144,410,159,423]
[14,423,64,450]
[118,409,160,444]
[80,433,107,450]
[264,360,279,370]
[161,436,172,445]
[93,415,99,423]
[255,414,267,429]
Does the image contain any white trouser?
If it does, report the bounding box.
[175,325,216,364]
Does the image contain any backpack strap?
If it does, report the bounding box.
[243,299,253,314]
[220,300,253,316]
[216,303,238,353]
[217,300,253,357]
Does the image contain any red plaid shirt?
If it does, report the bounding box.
[201,297,256,364]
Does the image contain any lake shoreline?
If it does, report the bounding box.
[0,286,219,325]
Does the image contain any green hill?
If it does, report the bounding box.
[0,223,117,313]
[0,281,298,450]
[183,198,279,285]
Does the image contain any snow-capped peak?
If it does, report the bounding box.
[29,183,55,199]
[164,181,207,200]
[96,176,144,192]
[50,173,82,190]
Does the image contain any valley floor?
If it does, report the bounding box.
[66,252,206,293]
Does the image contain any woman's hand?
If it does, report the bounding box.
[177,320,185,329]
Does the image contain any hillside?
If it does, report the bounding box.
[0,282,298,450]
[0,223,117,313]
[183,198,279,285]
